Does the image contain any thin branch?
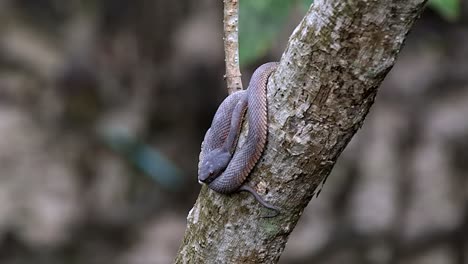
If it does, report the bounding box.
[223,0,243,94]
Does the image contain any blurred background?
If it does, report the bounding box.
[0,0,466,263]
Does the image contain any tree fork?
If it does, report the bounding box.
[175,0,428,263]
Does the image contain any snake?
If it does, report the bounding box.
[198,62,280,216]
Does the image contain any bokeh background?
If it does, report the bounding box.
[0,0,467,263]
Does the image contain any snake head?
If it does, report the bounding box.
[198,148,231,185]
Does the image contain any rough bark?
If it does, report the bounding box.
[175,0,428,263]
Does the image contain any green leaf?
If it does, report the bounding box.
[428,0,460,21]
[239,0,293,66]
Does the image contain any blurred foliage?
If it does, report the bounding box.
[239,0,294,65]
[239,0,459,65]
[428,0,460,21]
[300,0,314,11]
[101,129,184,191]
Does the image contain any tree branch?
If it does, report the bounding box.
[223,0,243,94]
[175,0,428,263]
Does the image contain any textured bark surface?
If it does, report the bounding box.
[175,0,428,263]
[223,0,243,94]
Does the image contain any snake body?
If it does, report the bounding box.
[198,62,279,215]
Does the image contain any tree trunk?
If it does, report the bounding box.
[175,0,428,263]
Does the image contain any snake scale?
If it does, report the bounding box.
[198,62,280,216]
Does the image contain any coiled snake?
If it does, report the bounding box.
[198,62,280,216]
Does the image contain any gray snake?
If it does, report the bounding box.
[198,62,279,216]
